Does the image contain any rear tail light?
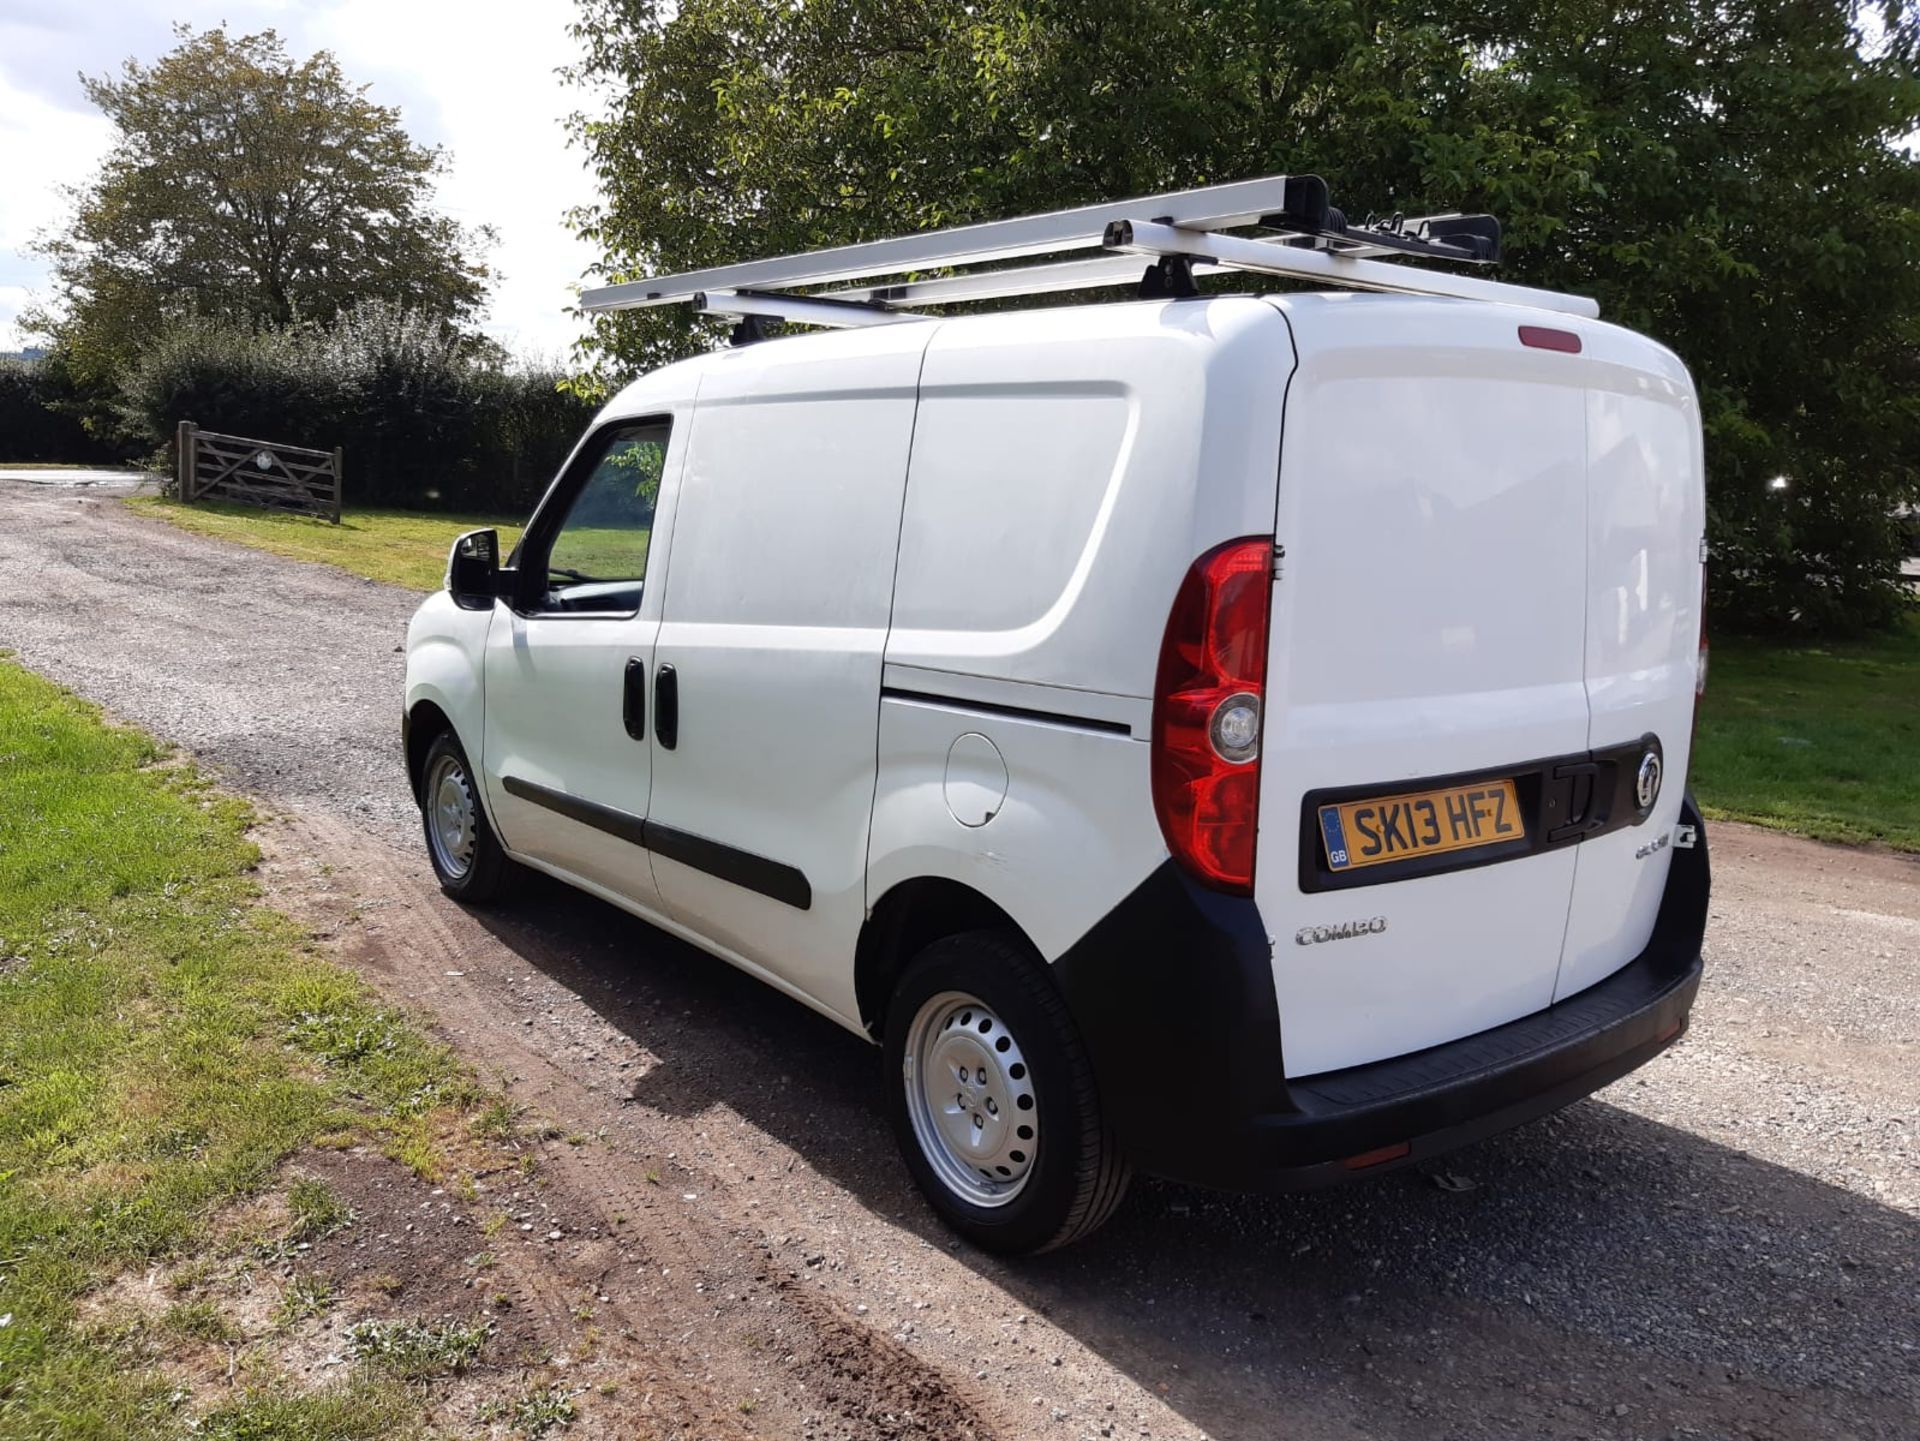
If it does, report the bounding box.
[1151,537,1274,894]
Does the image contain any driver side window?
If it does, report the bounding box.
[537,423,666,613]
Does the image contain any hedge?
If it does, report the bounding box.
[119,304,597,514]
[0,358,127,464]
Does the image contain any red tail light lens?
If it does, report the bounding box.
[1151,537,1274,894]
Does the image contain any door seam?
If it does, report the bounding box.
[861,326,940,930]
[1549,384,1596,1002]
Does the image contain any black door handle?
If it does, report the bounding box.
[622,657,646,740]
[654,663,678,750]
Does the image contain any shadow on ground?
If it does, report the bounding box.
[464,869,1915,1440]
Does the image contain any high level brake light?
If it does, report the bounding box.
[1151,538,1274,895]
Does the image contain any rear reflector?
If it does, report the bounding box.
[1342,1141,1412,1171]
[1518,324,1582,354]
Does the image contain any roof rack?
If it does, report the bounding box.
[579,174,1599,326]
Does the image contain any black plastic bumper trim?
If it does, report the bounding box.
[1054,796,1710,1193]
[1050,862,1289,1181]
[499,774,812,910]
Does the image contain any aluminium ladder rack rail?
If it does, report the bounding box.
[580,173,1600,323]
[580,175,1301,311]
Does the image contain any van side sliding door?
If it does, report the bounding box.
[643,325,934,1026]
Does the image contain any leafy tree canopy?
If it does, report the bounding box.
[566,0,1920,633]
[30,25,495,394]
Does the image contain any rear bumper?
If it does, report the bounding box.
[1051,798,1709,1193]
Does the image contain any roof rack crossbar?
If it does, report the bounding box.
[578,175,1598,319]
[694,288,928,331]
[817,254,1224,307]
[1103,219,1600,319]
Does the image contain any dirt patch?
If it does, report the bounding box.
[254,813,1009,1441]
[77,1143,755,1438]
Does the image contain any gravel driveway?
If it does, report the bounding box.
[2,476,1915,1440]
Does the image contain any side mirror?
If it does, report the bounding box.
[447,528,501,611]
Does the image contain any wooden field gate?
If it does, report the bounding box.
[175,421,342,523]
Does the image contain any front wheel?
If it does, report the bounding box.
[418,730,513,903]
[883,930,1130,1254]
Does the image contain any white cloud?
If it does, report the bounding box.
[0,0,595,357]
[0,69,115,346]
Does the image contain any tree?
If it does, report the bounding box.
[565,0,1920,633]
[29,25,494,399]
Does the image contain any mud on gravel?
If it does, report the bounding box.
[3,477,1916,1439]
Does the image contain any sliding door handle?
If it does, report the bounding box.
[654,663,678,750]
[621,657,646,740]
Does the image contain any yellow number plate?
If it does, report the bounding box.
[1318,779,1524,872]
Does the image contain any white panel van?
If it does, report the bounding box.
[404,182,1709,1253]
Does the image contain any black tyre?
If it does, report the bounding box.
[883,929,1130,1254]
[418,730,513,903]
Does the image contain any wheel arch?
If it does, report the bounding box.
[855,877,1030,1041]
[405,698,456,804]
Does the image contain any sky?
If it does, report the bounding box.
[0,0,598,357]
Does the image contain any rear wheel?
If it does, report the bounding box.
[419,730,512,903]
[884,930,1129,1253]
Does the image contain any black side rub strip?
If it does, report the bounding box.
[643,821,811,910]
[881,686,1133,737]
[503,775,648,848]
[500,776,812,910]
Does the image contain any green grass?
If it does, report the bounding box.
[161,1298,239,1345]
[345,1317,491,1381]
[285,1178,352,1242]
[507,1384,578,1437]
[1691,611,1920,850]
[0,656,475,1438]
[127,496,524,592]
[274,1272,336,1326]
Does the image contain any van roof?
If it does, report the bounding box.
[597,291,1686,427]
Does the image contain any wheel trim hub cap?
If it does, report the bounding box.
[427,755,477,879]
[903,992,1037,1208]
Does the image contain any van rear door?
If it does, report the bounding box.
[1556,340,1705,999]
[1254,298,1594,1078]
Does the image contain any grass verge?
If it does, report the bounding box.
[0,656,477,1438]
[126,496,523,592]
[1691,612,1920,850]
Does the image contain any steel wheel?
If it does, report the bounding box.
[424,750,478,881]
[902,990,1039,1207]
